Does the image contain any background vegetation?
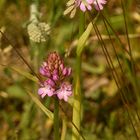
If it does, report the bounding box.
[0,0,140,139]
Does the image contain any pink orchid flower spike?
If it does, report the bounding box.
[38,52,72,102]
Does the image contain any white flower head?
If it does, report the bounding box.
[27,22,51,43]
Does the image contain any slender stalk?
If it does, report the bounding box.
[59,104,86,140]
[54,97,60,140]
[89,8,138,135]
[72,56,82,140]
[101,13,130,55]
[29,0,40,72]
[94,5,140,126]
[72,12,84,140]
[0,31,41,82]
[30,1,47,139]
[15,130,18,140]
[92,22,139,140]
[121,0,140,106]
[88,9,139,138]
[61,118,67,140]
[102,11,140,127]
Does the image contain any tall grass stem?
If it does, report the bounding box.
[54,97,60,140]
[72,12,84,140]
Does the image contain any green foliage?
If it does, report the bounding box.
[1,0,140,139]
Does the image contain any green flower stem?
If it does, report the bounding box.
[54,97,60,140]
[72,12,85,140]
[30,1,45,139]
[30,0,40,72]
[61,118,67,140]
[30,1,38,22]
[72,56,82,140]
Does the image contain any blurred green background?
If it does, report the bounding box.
[0,0,140,139]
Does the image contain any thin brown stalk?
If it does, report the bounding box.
[101,13,130,55]
[90,15,139,138]
[102,14,140,125]
[90,34,140,41]
[59,104,86,140]
[121,0,140,123]
[0,31,42,82]
[94,23,139,140]
[121,0,135,72]
[98,0,140,127]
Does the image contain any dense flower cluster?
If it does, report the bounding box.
[38,52,72,102]
[64,0,107,18]
[27,22,50,43]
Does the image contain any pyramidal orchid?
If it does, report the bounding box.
[38,52,72,102]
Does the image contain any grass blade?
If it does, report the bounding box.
[27,91,54,120]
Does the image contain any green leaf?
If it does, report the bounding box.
[10,66,38,83]
[27,91,54,120]
[76,22,93,56]
[76,13,99,56]
[7,85,26,99]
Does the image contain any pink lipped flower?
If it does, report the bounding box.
[55,82,72,102]
[38,83,55,98]
[38,52,72,102]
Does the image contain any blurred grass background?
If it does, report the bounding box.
[0,0,140,139]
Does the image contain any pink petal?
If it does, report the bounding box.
[80,3,86,12]
[39,67,46,75]
[38,88,45,95]
[100,0,107,4]
[39,66,51,77]
[93,0,106,10]
[62,67,72,76]
[53,69,58,75]
[56,82,72,102]
[38,88,47,98]
[60,64,64,70]
[38,85,55,98]
[64,95,68,102]
[95,4,103,10]
[62,67,67,76]
[87,5,92,10]
[86,0,94,4]
[45,79,55,87]
[53,74,59,81]
[47,90,54,96]
[41,92,47,98]
[67,68,72,76]
[57,91,64,100]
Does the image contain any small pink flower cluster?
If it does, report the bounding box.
[76,0,107,12]
[64,0,107,18]
[38,52,72,102]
